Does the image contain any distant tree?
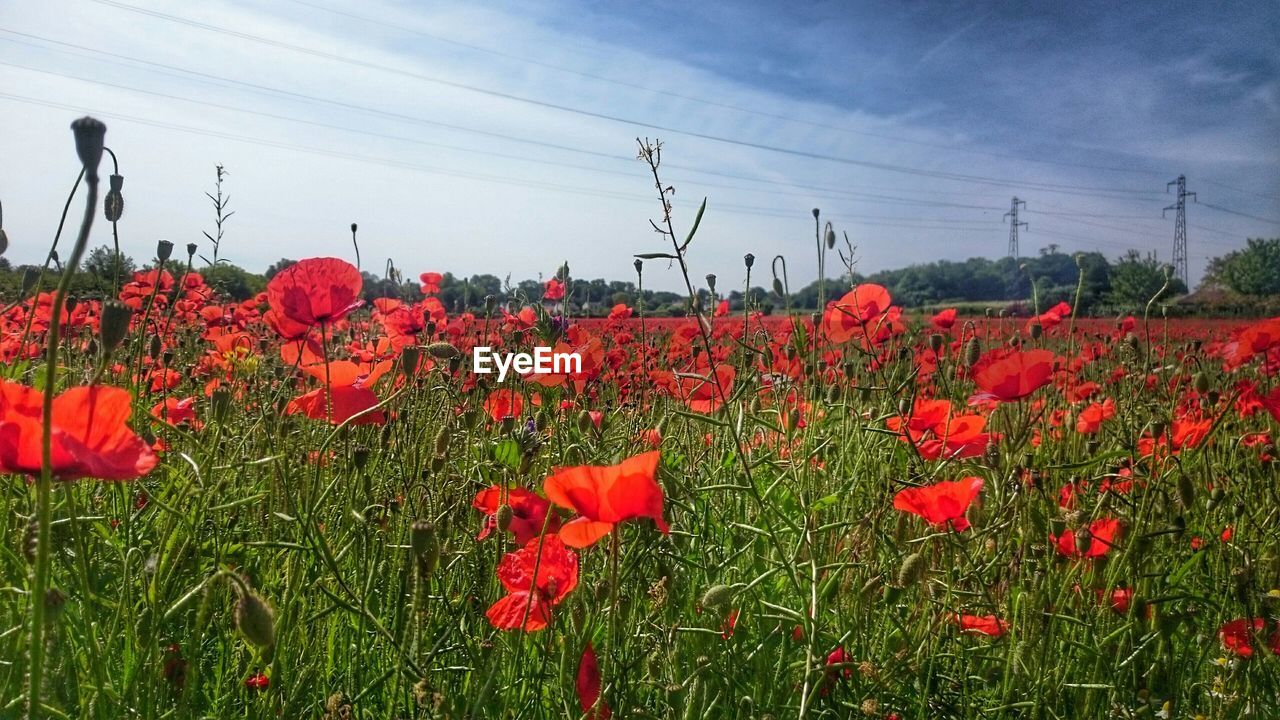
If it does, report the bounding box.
[1108,250,1186,307]
[264,258,296,280]
[1215,238,1280,296]
[82,244,136,287]
[202,263,265,301]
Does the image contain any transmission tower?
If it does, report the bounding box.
[1163,175,1195,287]
[1003,197,1027,258]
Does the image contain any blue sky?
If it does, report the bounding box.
[0,0,1276,292]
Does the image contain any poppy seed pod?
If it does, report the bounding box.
[1074,527,1093,556]
[705,274,716,293]
[426,341,460,360]
[148,334,162,361]
[156,239,174,262]
[1029,322,1043,340]
[700,584,735,609]
[70,116,107,179]
[186,243,197,258]
[811,208,820,219]
[634,258,643,274]
[400,346,420,377]
[211,387,231,422]
[99,300,132,351]
[743,253,754,269]
[350,223,357,234]
[929,333,945,353]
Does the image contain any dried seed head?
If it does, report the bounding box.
[705,274,716,293]
[211,387,231,422]
[633,258,643,274]
[929,333,945,353]
[743,253,754,269]
[156,239,174,262]
[400,346,421,377]
[186,242,197,258]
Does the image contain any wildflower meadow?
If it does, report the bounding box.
[1,118,1279,720]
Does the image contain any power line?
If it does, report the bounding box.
[80,0,1171,197]
[1199,202,1280,226]
[0,92,1009,233]
[275,0,1175,178]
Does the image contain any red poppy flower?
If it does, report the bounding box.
[0,381,158,481]
[608,304,632,320]
[418,271,443,295]
[972,348,1057,401]
[266,257,363,329]
[576,642,612,719]
[714,299,730,317]
[822,284,892,343]
[285,385,385,426]
[483,389,524,422]
[892,477,984,532]
[652,364,736,413]
[930,308,957,330]
[954,613,1008,637]
[472,486,560,544]
[485,536,579,631]
[543,278,565,301]
[150,397,198,427]
[1219,618,1279,658]
[543,451,669,547]
[1051,517,1122,558]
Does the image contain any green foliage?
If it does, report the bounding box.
[202,262,266,301]
[1212,238,1280,297]
[1107,250,1187,308]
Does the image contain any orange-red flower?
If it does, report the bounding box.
[930,307,957,330]
[954,613,1008,637]
[822,284,892,343]
[576,642,611,719]
[266,257,363,329]
[543,451,669,547]
[0,381,158,481]
[543,278,565,301]
[418,271,443,295]
[1051,517,1122,558]
[893,477,984,532]
[972,348,1056,401]
[1219,618,1280,658]
[485,536,578,631]
[483,389,524,422]
[472,486,560,545]
[285,385,385,426]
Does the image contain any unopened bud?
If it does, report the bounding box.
[897,552,927,587]
[965,338,982,367]
[232,580,276,649]
[433,426,450,455]
[426,341,460,360]
[495,504,514,532]
[772,278,785,298]
[700,584,735,608]
[99,300,131,351]
[825,227,836,249]
[1192,372,1210,394]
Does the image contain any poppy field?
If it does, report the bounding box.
[4,120,1280,720]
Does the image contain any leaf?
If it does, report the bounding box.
[634,253,678,260]
[493,439,521,470]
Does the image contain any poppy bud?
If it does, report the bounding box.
[202,389,229,424]
[22,517,38,564]
[410,520,439,574]
[743,253,754,269]
[1192,372,1209,394]
[700,584,735,609]
[426,341,460,360]
[232,580,276,649]
[1074,527,1093,556]
[897,552,926,587]
[964,338,982,367]
[772,278,785,299]
[826,228,836,249]
[1176,473,1195,510]
[149,334,162,361]
[826,385,841,405]
[432,427,451,455]
[70,116,106,179]
[576,410,593,434]
[99,299,132,351]
[156,239,174,263]
[104,174,124,222]
[495,504,513,532]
